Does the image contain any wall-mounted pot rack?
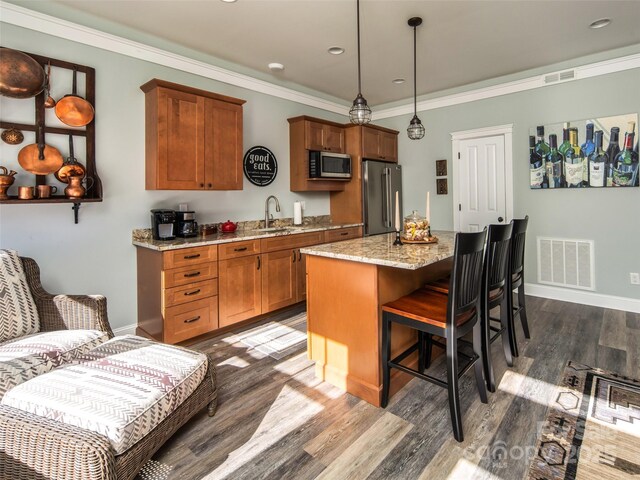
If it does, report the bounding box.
[0,48,102,223]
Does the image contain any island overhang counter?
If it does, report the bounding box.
[301,231,455,406]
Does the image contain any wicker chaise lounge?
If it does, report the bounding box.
[0,257,218,480]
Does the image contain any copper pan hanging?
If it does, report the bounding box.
[55,135,86,183]
[55,66,94,127]
[18,125,64,175]
[0,47,46,99]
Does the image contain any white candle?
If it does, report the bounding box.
[395,191,400,231]
[426,191,431,224]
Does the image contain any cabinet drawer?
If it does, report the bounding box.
[164,279,218,308]
[324,227,362,243]
[164,262,218,288]
[165,296,218,344]
[260,231,325,253]
[218,240,260,260]
[163,245,217,269]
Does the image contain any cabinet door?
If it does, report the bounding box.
[362,127,381,159]
[205,98,243,190]
[262,249,297,313]
[304,121,325,151]
[296,249,307,302]
[323,125,345,153]
[156,88,205,189]
[379,131,398,162]
[219,255,262,327]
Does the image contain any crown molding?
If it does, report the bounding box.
[374,52,640,120]
[0,1,349,116]
[2,1,639,121]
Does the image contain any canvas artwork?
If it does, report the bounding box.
[528,113,638,189]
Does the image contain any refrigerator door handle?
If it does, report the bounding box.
[381,169,388,227]
[385,168,392,228]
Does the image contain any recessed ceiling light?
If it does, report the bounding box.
[589,18,611,29]
[392,78,405,84]
[221,0,237,3]
[328,46,345,55]
[268,63,284,72]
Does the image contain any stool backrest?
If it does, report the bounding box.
[510,215,529,278]
[484,223,513,293]
[447,230,486,328]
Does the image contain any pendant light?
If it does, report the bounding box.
[349,0,372,124]
[407,17,425,140]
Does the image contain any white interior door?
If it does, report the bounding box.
[457,135,506,232]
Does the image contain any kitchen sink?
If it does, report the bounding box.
[253,227,291,233]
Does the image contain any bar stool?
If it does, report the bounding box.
[422,224,514,392]
[507,216,530,358]
[381,230,487,442]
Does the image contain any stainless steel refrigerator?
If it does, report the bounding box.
[362,160,402,236]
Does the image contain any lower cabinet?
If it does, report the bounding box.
[262,249,297,313]
[218,254,262,327]
[165,296,218,344]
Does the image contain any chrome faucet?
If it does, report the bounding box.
[264,195,281,228]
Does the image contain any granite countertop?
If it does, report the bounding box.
[133,220,363,251]
[300,231,455,270]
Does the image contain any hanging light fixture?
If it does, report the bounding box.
[407,17,425,140]
[349,0,371,124]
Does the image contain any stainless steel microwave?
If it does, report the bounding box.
[309,151,352,179]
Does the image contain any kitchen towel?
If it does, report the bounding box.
[294,201,303,225]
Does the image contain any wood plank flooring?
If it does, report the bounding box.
[141,297,639,480]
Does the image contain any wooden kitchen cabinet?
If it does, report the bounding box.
[324,226,363,243]
[262,249,297,313]
[305,120,345,153]
[136,244,219,344]
[288,116,348,192]
[361,125,398,162]
[219,254,262,327]
[141,79,245,191]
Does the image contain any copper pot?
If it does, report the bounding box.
[64,175,94,199]
[0,48,46,99]
[0,166,17,200]
[55,135,86,183]
[55,67,94,127]
[17,126,64,175]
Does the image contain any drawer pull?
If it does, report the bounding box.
[184,271,201,278]
[292,250,296,263]
[298,251,302,262]
[184,254,201,259]
[234,247,248,252]
[184,289,201,296]
[340,232,349,236]
[257,255,261,270]
[184,316,201,324]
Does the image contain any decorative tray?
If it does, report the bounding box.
[402,236,438,244]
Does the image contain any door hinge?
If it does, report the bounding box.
[458,203,462,211]
[457,152,460,159]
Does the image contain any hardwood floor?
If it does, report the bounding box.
[141,297,639,480]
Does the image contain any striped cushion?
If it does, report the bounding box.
[2,335,208,455]
[0,250,39,343]
[0,329,109,399]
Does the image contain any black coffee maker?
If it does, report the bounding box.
[151,209,176,240]
[176,211,198,238]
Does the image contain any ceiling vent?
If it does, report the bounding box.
[544,70,575,84]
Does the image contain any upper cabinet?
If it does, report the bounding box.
[305,120,345,153]
[361,125,398,162]
[141,79,245,190]
[288,116,347,192]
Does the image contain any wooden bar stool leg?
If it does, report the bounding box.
[481,305,495,393]
[446,334,463,442]
[517,284,530,339]
[418,331,426,373]
[507,289,519,358]
[500,295,514,367]
[473,322,489,403]
[424,334,433,369]
[381,313,392,408]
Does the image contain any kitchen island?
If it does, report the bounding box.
[301,231,455,406]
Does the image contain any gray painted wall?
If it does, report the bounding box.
[376,67,640,300]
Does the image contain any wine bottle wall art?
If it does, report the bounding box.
[528,113,638,189]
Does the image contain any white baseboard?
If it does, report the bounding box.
[113,323,137,336]
[525,282,640,314]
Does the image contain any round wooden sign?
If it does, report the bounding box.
[243,146,278,187]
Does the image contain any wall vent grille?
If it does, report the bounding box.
[537,237,594,291]
[544,73,559,84]
[559,70,575,81]
[544,70,575,84]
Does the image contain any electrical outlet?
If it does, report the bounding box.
[630,273,640,285]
